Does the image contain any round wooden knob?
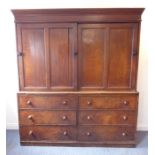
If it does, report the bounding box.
[87,116,91,120]
[123,101,128,105]
[87,101,92,105]
[62,101,67,105]
[86,132,91,136]
[62,115,67,120]
[122,132,127,136]
[27,100,32,105]
[63,131,68,136]
[27,115,33,120]
[122,115,128,120]
[28,130,33,136]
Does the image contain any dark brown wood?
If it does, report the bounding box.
[79,111,136,125]
[18,90,138,94]
[78,126,135,141]
[78,24,107,90]
[18,94,77,109]
[15,18,141,91]
[107,23,139,89]
[19,110,76,125]
[49,23,77,90]
[79,94,138,110]
[12,8,144,23]
[16,23,77,91]
[20,126,76,141]
[12,8,144,147]
[20,141,136,147]
[78,23,139,90]
[16,24,48,90]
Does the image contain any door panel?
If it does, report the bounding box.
[78,24,107,90]
[18,25,47,90]
[78,23,138,90]
[17,23,77,91]
[49,24,77,90]
[17,23,138,91]
[107,24,138,89]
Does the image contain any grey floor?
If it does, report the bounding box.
[6,130,148,155]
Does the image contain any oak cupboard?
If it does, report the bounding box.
[16,23,77,90]
[12,8,144,147]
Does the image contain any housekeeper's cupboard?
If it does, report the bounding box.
[12,8,144,147]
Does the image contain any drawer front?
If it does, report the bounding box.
[78,126,135,141]
[79,95,137,110]
[19,95,77,109]
[20,126,76,141]
[20,110,76,125]
[79,111,136,125]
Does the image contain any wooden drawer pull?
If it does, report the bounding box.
[123,101,128,105]
[122,132,127,136]
[86,132,91,136]
[87,101,92,105]
[28,130,34,136]
[62,100,68,105]
[26,100,32,105]
[87,116,91,120]
[62,115,67,120]
[63,131,68,136]
[27,115,33,120]
[122,115,128,120]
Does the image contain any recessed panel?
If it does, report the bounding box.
[22,28,46,88]
[79,25,107,89]
[49,27,75,90]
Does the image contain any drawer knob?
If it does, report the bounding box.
[62,115,67,120]
[123,115,128,120]
[87,116,91,120]
[63,131,68,136]
[28,130,33,136]
[87,101,92,105]
[122,132,127,136]
[27,100,32,105]
[62,100,67,105]
[123,101,128,105]
[27,115,33,120]
[86,132,91,136]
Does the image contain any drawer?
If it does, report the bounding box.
[79,111,136,125]
[19,110,76,125]
[18,94,77,109]
[78,126,135,141]
[20,126,76,141]
[79,95,138,110]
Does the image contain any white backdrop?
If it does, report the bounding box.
[0,0,148,130]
